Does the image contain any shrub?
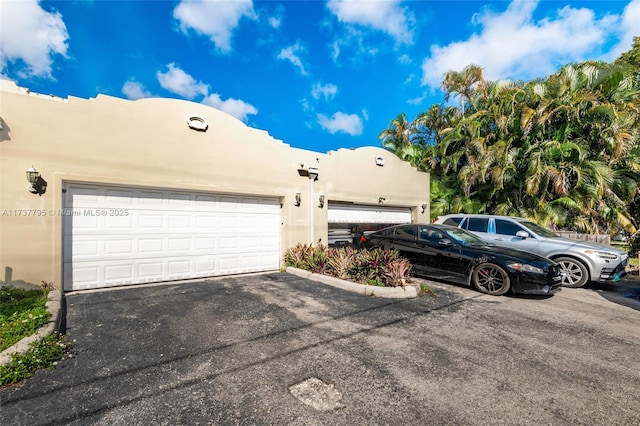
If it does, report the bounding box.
[305,244,329,274]
[283,243,314,269]
[327,247,355,280]
[384,258,413,287]
[284,245,412,287]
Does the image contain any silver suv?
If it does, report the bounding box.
[434,214,628,287]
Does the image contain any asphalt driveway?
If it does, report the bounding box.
[2,273,640,425]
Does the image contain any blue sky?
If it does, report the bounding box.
[1,0,638,154]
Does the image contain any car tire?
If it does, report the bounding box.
[555,257,589,288]
[471,263,511,296]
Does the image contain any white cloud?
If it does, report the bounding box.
[202,93,258,122]
[122,80,152,100]
[269,16,281,29]
[311,82,338,101]
[407,94,427,105]
[327,25,380,62]
[327,0,414,44]
[606,0,640,60]
[317,112,363,136]
[0,0,69,78]
[173,0,256,53]
[277,42,308,75]
[154,63,256,122]
[398,53,412,65]
[420,0,624,89]
[156,63,208,99]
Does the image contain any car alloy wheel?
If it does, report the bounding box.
[472,263,511,296]
[555,257,588,288]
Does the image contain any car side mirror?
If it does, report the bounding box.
[515,231,530,239]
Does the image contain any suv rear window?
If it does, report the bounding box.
[465,218,489,232]
[442,217,462,226]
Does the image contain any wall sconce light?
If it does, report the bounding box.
[294,192,301,206]
[378,197,385,204]
[318,194,325,208]
[26,166,47,196]
[421,203,427,213]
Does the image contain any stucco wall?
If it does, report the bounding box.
[0,80,429,288]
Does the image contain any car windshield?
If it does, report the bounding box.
[520,221,558,237]
[444,228,487,246]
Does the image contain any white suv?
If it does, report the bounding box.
[434,214,629,287]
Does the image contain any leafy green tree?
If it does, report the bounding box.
[381,45,640,235]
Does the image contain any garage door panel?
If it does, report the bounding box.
[138,262,164,281]
[195,215,217,229]
[241,255,259,269]
[241,236,260,249]
[106,189,135,204]
[72,214,100,231]
[195,237,216,250]
[104,264,134,281]
[64,184,281,291]
[168,260,191,276]
[71,267,99,287]
[104,239,134,256]
[139,239,163,253]
[106,214,134,228]
[139,191,165,205]
[138,214,164,229]
[168,215,191,228]
[73,240,99,257]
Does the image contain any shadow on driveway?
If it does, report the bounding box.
[585,277,640,311]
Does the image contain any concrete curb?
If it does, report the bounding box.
[286,267,419,298]
[0,289,63,365]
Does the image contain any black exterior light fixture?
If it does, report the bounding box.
[421,203,427,213]
[295,192,301,206]
[26,166,47,196]
[378,197,385,204]
[318,194,325,208]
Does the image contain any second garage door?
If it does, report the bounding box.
[327,203,412,247]
[63,184,281,291]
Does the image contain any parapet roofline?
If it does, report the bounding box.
[0,78,67,103]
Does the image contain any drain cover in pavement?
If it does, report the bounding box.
[289,377,345,412]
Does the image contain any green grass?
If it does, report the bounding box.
[0,286,71,387]
[1,287,51,351]
[0,332,71,387]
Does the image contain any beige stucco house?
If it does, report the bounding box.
[0,79,430,292]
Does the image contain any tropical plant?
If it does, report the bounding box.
[326,247,355,280]
[381,45,640,236]
[383,259,412,287]
[283,246,411,287]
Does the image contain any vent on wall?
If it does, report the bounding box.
[186,115,208,131]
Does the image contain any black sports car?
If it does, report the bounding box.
[363,223,562,296]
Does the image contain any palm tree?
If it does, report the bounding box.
[380,48,640,234]
[441,64,486,115]
[378,112,411,153]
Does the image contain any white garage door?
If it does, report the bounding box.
[63,184,281,291]
[328,203,412,224]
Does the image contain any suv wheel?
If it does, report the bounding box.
[556,257,589,288]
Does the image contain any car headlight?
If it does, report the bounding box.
[507,263,545,274]
[584,250,618,260]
